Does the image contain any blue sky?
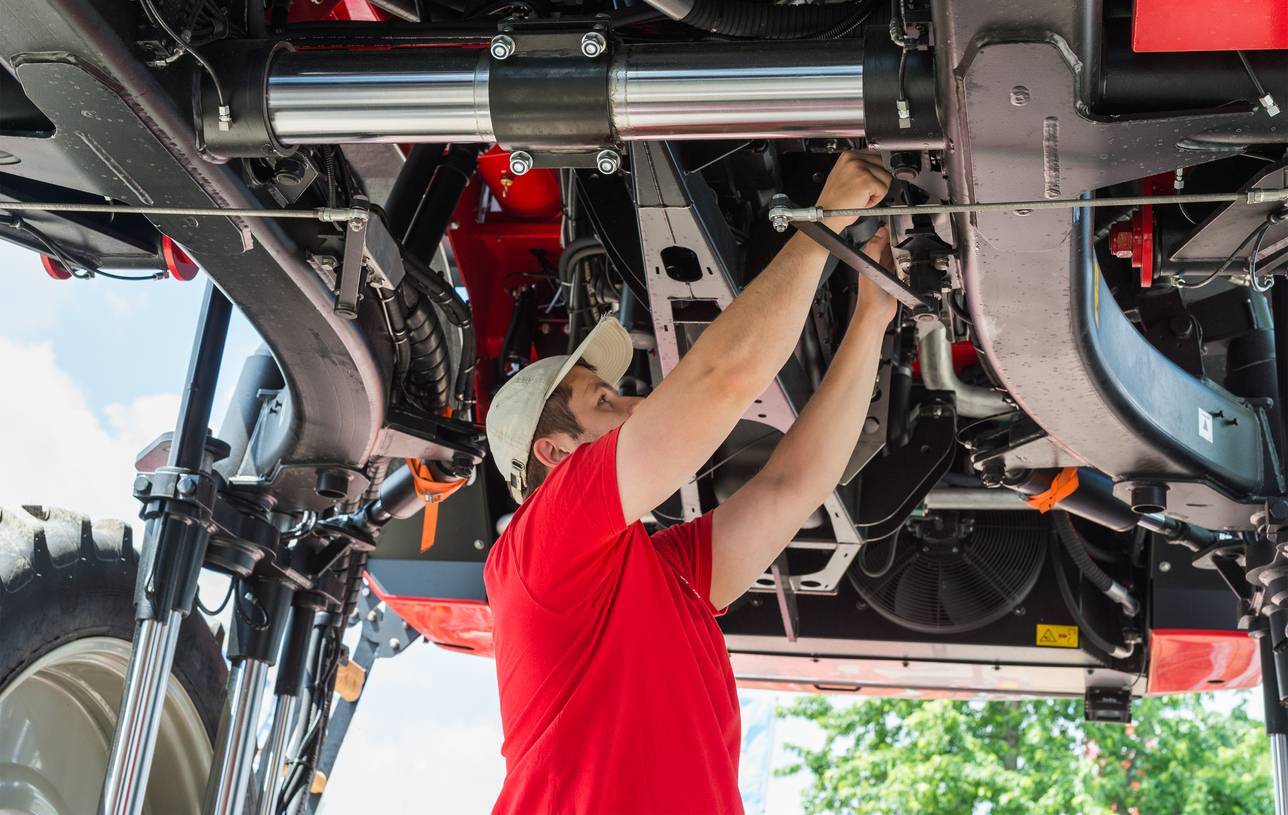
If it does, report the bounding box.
[0,239,822,813]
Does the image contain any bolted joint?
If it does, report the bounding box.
[580,31,607,58]
[217,104,232,132]
[595,148,621,175]
[1259,93,1280,118]
[508,150,533,176]
[489,34,515,60]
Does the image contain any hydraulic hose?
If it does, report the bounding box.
[399,286,452,413]
[402,249,477,417]
[559,237,608,353]
[1054,511,1140,617]
[1049,533,1136,661]
[646,0,861,39]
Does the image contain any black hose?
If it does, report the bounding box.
[385,143,447,243]
[677,0,863,39]
[1049,532,1135,661]
[402,250,477,417]
[559,238,608,352]
[399,287,453,413]
[1054,511,1140,616]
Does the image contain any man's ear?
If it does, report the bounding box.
[532,434,574,469]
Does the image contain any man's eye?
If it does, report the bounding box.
[598,395,609,407]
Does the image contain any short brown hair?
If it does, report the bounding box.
[521,360,594,498]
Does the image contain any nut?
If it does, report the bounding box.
[580,31,607,58]
[489,34,515,60]
[508,150,533,176]
[595,149,620,175]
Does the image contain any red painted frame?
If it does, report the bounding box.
[1132,0,1288,53]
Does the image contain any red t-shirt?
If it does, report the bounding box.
[483,427,742,815]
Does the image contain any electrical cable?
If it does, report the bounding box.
[857,528,900,578]
[195,579,235,617]
[1237,50,1280,117]
[1175,217,1272,289]
[138,0,232,126]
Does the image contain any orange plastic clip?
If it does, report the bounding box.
[1024,467,1080,513]
[405,458,467,552]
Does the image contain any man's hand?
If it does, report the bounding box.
[854,225,899,327]
[817,151,893,232]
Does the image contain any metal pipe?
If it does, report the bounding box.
[1274,734,1288,815]
[203,659,271,815]
[923,487,1034,511]
[916,320,1013,419]
[256,694,299,815]
[98,613,183,815]
[263,42,863,145]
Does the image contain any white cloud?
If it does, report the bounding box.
[0,335,178,526]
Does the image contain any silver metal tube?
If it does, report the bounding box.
[609,42,863,141]
[923,487,1035,511]
[99,612,184,815]
[264,42,862,145]
[204,659,271,815]
[916,320,1014,419]
[256,694,299,815]
[642,0,694,20]
[1274,733,1288,815]
[268,49,493,144]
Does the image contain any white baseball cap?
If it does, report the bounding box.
[486,318,635,503]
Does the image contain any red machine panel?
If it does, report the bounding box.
[1145,629,1260,694]
[1133,0,1288,52]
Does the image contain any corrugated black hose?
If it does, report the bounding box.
[1049,531,1136,661]
[402,249,477,418]
[399,286,452,413]
[678,0,869,39]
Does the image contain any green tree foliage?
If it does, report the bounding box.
[779,693,1270,815]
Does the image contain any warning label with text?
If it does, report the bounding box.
[1035,624,1079,648]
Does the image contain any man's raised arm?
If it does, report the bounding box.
[616,153,892,524]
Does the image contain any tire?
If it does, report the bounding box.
[0,505,227,815]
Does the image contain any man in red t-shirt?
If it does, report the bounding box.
[483,152,896,814]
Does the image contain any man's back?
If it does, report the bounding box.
[484,428,743,815]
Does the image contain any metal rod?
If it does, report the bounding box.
[0,201,368,222]
[770,189,1288,228]
[98,613,184,815]
[204,659,271,815]
[1274,734,1288,815]
[256,694,299,815]
[923,487,1034,511]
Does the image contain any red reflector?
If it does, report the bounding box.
[1133,0,1288,52]
[366,573,495,657]
[40,254,73,280]
[161,235,200,281]
[1146,629,1260,694]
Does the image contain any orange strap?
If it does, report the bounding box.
[1025,467,1080,513]
[405,458,468,552]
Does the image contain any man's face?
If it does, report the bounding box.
[562,364,642,443]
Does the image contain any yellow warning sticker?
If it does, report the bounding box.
[1036,624,1079,649]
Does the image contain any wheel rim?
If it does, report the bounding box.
[0,637,213,815]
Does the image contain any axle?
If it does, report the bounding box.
[199,37,886,158]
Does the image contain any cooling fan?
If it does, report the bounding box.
[850,511,1048,634]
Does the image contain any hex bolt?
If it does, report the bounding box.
[595,149,621,175]
[1010,86,1030,106]
[490,34,515,60]
[1159,560,1172,573]
[509,150,533,176]
[580,31,607,58]
[133,475,152,496]
[473,539,486,550]
[177,474,200,496]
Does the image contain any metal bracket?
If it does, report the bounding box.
[334,194,370,319]
[770,553,800,642]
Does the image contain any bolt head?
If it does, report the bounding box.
[508,150,533,176]
[133,475,152,495]
[473,539,486,551]
[177,474,199,496]
[580,31,606,58]
[1159,560,1172,573]
[489,34,515,60]
[595,149,620,175]
[1009,85,1030,106]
